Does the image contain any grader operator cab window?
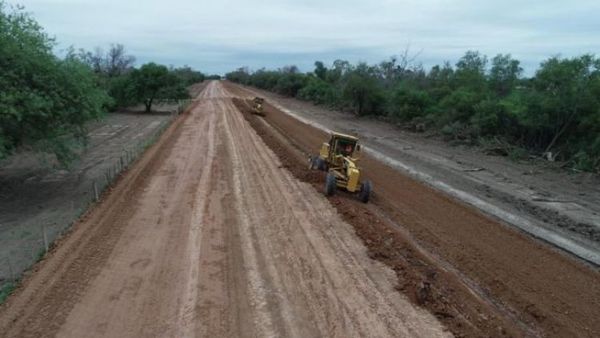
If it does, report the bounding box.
[334,138,356,157]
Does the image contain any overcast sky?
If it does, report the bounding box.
[15,0,600,75]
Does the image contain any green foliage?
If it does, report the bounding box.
[225,67,251,84]
[314,61,327,80]
[0,281,16,304]
[454,51,488,90]
[470,99,504,136]
[437,87,482,126]
[387,85,431,121]
[227,51,600,172]
[489,54,522,96]
[129,63,189,112]
[0,3,109,162]
[250,69,280,89]
[171,66,205,86]
[342,64,385,116]
[107,75,137,108]
[274,73,307,97]
[0,3,202,163]
[297,77,338,105]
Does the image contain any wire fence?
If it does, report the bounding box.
[0,99,191,298]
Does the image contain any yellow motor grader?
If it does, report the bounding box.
[252,97,265,116]
[309,132,372,203]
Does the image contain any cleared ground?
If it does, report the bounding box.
[0,82,449,337]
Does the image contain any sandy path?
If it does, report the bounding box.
[0,81,448,337]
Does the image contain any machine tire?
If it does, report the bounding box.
[309,156,327,171]
[308,156,316,170]
[316,158,326,171]
[325,172,336,196]
[359,180,372,203]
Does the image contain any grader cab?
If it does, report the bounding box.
[309,132,372,203]
[252,97,265,116]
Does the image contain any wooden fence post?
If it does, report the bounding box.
[42,224,49,253]
[93,180,99,201]
[7,257,15,281]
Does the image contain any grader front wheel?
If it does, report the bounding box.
[325,172,337,196]
[309,156,326,171]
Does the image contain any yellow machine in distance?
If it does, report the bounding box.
[309,132,372,203]
[252,97,265,116]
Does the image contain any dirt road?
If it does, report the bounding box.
[0,81,448,337]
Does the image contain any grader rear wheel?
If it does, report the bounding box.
[359,180,372,203]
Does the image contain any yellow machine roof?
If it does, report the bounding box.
[331,131,358,141]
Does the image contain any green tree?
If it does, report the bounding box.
[298,77,337,105]
[171,65,205,86]
[129,63,188,112]
[454,51,487,90]
[271,65,306,96]
[489,54,522,96]
[225,67,250,84]
[107,74,137,108]
[0,3,109,161]
[438,87,482,125]
[342,63,384,116]
[387,86,431,121]
[314,61,327,80]
[250,69,279,90]
[522,55,600,154]
[427,62,454,101]
[327,59,351,83]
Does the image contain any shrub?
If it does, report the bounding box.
[0,3,109,161]
[273,73,307,97]
[387,86,431,121]
[297,77,338,105]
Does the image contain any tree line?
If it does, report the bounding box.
[0,3,212,163]
[226,52,600,172]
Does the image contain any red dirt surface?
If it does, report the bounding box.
[0,82,450,337]
[226,81,600,338]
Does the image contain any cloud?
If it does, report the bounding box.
[17,0,600,74]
